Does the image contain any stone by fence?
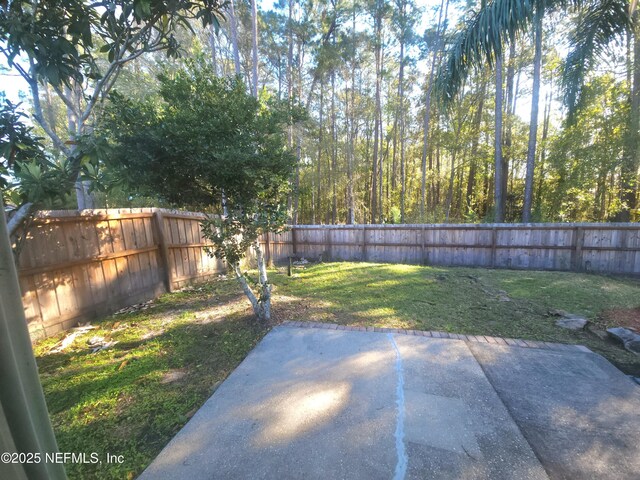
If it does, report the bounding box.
[14,210,640,340]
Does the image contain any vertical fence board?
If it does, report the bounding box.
[16,213,640,340]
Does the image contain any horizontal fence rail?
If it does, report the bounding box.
[260,223,640,275]
[14,211,640,340]
[16,208,224,340]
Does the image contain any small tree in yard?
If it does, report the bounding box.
[100,59,296,322]
[0,0,225,227]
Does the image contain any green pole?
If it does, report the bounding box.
[0,203,67,480]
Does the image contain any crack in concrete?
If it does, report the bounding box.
[388,333,408,480]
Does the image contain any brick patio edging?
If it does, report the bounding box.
[280,321,593,353]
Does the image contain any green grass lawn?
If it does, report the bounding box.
[273,262,640,373]
[34,262,640,479]
[34,280,267,480]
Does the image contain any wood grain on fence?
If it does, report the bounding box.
[16,213,640,341]
[17,208,223,340]
[259,223,640,275]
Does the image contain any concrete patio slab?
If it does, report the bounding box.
[468,342,640,480]
[139,327,547,480]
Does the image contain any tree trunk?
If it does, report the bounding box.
[536,86,552,213]
[209,25,218,76]
[503,35,516,220]
[445,150,456,221]
[421,0,449,220]
[398,0,406,223]
[378,38,385,222]
[467,81,486,211]
[331,68,338,224]
[229,0,241,75]
[618,15,640,221]
[347,3,357,225]
[250,0,259,97]
[371,0,383,223]
[494,55,505,222]
[316,78,324,223]
[233,242,271,322]
[522,10,543,222]
[286,0,294,220]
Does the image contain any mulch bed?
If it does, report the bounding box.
[601,307,640,331]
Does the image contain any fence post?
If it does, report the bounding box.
[491,226,498,268]
[362,225,367,261]
[421,225,426,265]
[152,211,173,293]
[291,226,298,257]
[572,227,585,271]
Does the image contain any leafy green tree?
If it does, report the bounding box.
[545,74,628,220]
[0,0,226,213]
[99,59,296,322]
[1,99,75,238]
[436,0,631,220]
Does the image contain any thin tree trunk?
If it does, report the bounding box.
[229,0,241,75]
[371,0,382,223]
[467,81,486,211]
[250,0,259,97]
[435,142,441,207]
[536,86,552,213]
[398,0,407,223]
[317,78,324,223]
[209,25,218,75]
[286,0,294,218]
[445,150,456,221]
[347,2,357,224]
[522,10,543,222]
[379,36,385,222]
[331,68,338,224]
[503,35,516,219]
[494,55,505,222]
[293,21,303,225]
[421,0,449,219]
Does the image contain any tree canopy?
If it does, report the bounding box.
[101,59,295,214]
[99,58,296,321]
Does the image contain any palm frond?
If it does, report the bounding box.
[435,0,536,107]
[562,0,630,118]
[435,0,586,108]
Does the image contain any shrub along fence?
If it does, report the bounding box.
[14,210,640,340]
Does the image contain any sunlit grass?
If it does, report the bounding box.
[35,279,266,480]
[34,262,640,479]
[271,262,640,374]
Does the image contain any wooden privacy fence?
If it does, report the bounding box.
[14,212,640,340]
[17,208,225,340]
[261,223,640,274]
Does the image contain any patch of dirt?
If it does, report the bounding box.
[271,294,335,323]
[115,392,135,415]
[160,369,188,384]
[141,329,165,340]
[600,307,640,331]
